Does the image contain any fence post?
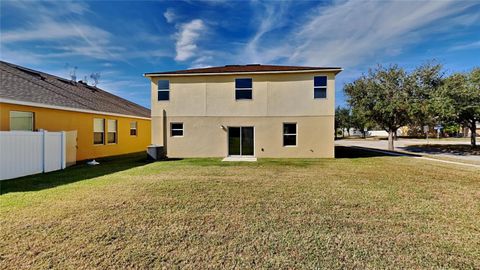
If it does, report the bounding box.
[61,131,66,169]
[42,130,47,173]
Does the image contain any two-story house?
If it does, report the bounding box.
[144,64,342,159]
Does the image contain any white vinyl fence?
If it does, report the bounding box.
[0,131,66,180]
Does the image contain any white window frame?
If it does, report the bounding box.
[9,111,34,131]
[93,118,105,145]
[107,119,117,144]
[170,122,184,137]
[157,80,170,101]
[313,76,327,99]
[235,78,253,100]
[130,121,137,136]
[283,122,297,147]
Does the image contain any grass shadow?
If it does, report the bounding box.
[401,144,479,156]
[0,152,150,195]
[335,146,417,158]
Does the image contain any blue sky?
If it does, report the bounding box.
[1,0,479,108]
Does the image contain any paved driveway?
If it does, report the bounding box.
[335,138,480,164]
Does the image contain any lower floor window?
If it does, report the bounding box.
[283,123,297,146]
[130,122,137,136]
[171,123,184,137]
[10,111,34,131]
[93,118,105,145]
[107,119,117,144]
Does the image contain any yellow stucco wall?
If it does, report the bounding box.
[0,103,151,161]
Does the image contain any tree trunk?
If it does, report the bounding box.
[471,121,477,147]
[388,129,395,151]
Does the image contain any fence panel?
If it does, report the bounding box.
[44,132,64,172]
[0,131,67,180]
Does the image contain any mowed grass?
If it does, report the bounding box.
[0,149,479,269]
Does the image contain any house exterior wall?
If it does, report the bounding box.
[0,103,151,161]
[149,72,336,158]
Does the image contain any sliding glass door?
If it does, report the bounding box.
[228,127,254,156]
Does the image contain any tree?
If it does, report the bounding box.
[435,68,480,146]
[345,65,415,150]
[410,62,444,129]
[350,107,374,138]
[335,106,351,138]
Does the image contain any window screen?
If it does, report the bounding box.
[107,119,117,144]
[171,123,183,137]
[314,76,327,99]
[10,111,34,131]
[283,123,297,146]
[158,80,170,101]
[94,118,105,144]
[235,78,252,100]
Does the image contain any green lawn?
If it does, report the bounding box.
[1,148,479,269]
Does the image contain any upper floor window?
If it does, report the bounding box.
[10,111,34,131]
[130,122,137,136]
[93,118,105,145]
[235,78,252,100]
[171,123,184,137]
[158,80,170,101]
[107,119,117,144]
[314,76,327,99]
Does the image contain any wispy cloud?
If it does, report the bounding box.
[164,8,176,23]
[243,1,291,63]
[449,40,480,51]
[1,19,111,44]
[174,19,206,61]
[241,0,478,68]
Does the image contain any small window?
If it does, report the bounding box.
[235,78,252,100]
[10,111,34,131]
[158,80,170,101]
[314,76,327,99]
[130,122,137,136]
[94,118,105,145]
[171,123,183,137]
[283,123,297,146]
[107,119,117,144]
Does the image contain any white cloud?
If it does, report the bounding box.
[164,8,176,23]
[243,1,291,63]
[243,0,477,68]
[450,40,480,51]
[2,19,111,44]
[174,19,206,61]
[3,0,90,16]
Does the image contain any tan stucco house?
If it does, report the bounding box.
[144,64,342,158]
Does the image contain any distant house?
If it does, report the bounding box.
[144,64,342,158]
[0,61,151,161]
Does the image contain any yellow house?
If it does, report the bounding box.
[0,61,151,162]
[145,64,342,159]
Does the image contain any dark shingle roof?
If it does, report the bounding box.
[145,64,342,76]
[0,61,150,118]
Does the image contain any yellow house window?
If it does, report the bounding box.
[93,118,105,145]
[107,119,117,144]
[10,111,34,131]
[130,122,137,136]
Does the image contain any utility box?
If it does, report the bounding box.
[147,145,166,160]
